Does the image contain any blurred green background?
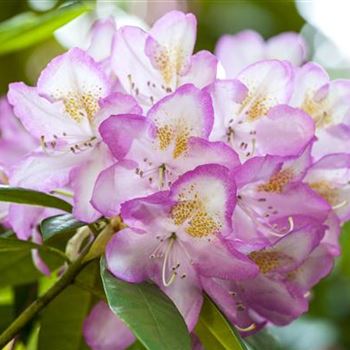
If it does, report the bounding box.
[0,1,349,349]
[0,0,306,95]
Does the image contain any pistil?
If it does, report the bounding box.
[162,233,177,287]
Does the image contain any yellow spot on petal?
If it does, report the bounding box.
[173,129,189,158]
[155,49,173,86]
[63,92,100,123]
[249,251,281,273]
[171,198,221,238]
[0,171,8,184]
[301,93,332,128]
[186,211,220,238]
[258,169,294,193]
[153,45,186,87]
[240,92,270,121]
[171,200,199,225]
[309,180,339,206]
[156,123,190,159]
[158,125,173,150]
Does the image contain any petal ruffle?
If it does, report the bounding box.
[83,301,135,350]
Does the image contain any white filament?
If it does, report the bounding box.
[162,237,176,287]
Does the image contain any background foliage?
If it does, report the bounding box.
[0,1,349,350]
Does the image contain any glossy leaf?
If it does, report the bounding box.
[127,341,147,350]
[0,3,91,55]
[100,258,191,350]
[245,330,283,350]
[195,295,248,350]
[38,285,92,350]
[13,282,39,345]
[40,214,86,241]
[0,237,38,252]
[0,305,13,333]
[0,237,67,262]
[38,262,98,350]
[0,252,54,287]
[0,186,72,212]
[0,238,65,287]
[74,260,105,300]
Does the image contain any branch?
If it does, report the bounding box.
[0,253,88,348]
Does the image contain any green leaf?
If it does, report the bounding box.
[0,238,65,287]
[0,237,68,262]
[0,237,38,252]
[195,295,248,350]
[74,259,105,300]
[127,341,147,350]
[0,305,13,333]
[0,3,91,55]
[38,285,92,350]
[0,186,72,212]
[38,262,98,350]
[245,330,283,350]
[13,282,39,345]
[40,214,86,241]
[100,258,191,350]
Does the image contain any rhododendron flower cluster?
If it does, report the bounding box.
[1,10,349,350]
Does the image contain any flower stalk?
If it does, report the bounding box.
[0,250,88,348]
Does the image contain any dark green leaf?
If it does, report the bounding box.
[0,230,15,238]
[13,282,38,345]
[40,214,86,241]
[127,340,147,350]
[195,295,248,350]
[0,186,72,212]
[0,3,91,55]
[101,258,191,350]
[0,238,65,287]
[38,261,98,350]
[0,305,13,332]
[74,259,105,300]
[0,237,42,252]
[38,285,92,350]
[245,330,283,350]
[0,237,68,262]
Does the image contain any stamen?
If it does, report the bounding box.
[267,217,293,237]
[239,199,290,237]
[162,236,177,287]
[159,164,166,189]
[51,189,74,198]
[251,138,256,156]
[269,216,294,237]
[287,216,294,233]
[304,291,311,298]
[227,127,234,144]
[40,135,46,150]
[332,200,348,210]
[235,323,256,332]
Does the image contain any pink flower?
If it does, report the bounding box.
[216,30,307,78]
[231,150,330,251]
[87,18,116,67]
[207,60,315,161]
[304,153,350,223]
[111,11,217,108]
[92,84,239,216]
[1,9,344,341]
[203,223,333,330]
[289,62,350,159]
[7,48,140,222]
[106,165,258,329]
[0,97,37,169]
